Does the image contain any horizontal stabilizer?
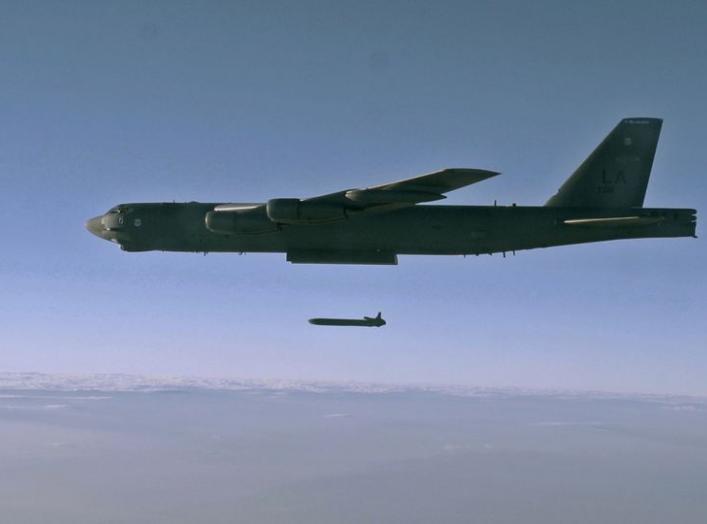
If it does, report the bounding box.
[563,216,664,227]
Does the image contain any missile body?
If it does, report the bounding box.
[309,313,386,327]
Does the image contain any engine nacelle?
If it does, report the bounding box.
[205,207,278,235]
[266,198,346,224]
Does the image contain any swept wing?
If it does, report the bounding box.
[306,168,499,213]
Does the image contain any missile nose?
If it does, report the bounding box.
[85,215,105,237]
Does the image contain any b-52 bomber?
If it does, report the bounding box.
[86,118,696,264]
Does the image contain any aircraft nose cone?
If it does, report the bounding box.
[85,215,105,237]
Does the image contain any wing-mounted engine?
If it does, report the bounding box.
[266,198,347,225]
[205,205,279,235]
[204,199,348,235]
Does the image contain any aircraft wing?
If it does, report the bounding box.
[306,168,499,211]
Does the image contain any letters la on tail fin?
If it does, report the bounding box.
[546,118,662,208]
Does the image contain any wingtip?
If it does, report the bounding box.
[445,168,501,178]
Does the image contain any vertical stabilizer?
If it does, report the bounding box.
[545,118,662,207]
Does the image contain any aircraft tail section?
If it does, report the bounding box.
[545,118,662,208]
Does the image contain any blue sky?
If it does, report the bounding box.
[1,0,705,394]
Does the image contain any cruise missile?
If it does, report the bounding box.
[309,312,386,327]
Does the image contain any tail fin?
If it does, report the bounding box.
[376,312,382,320]
[545,118,662,208]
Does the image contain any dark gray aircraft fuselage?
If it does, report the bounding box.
[86,119,697,263]
[86,203,695,263]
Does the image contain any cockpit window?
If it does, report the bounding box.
[108,205,132,214]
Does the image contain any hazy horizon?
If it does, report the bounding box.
[1,371,706,401]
